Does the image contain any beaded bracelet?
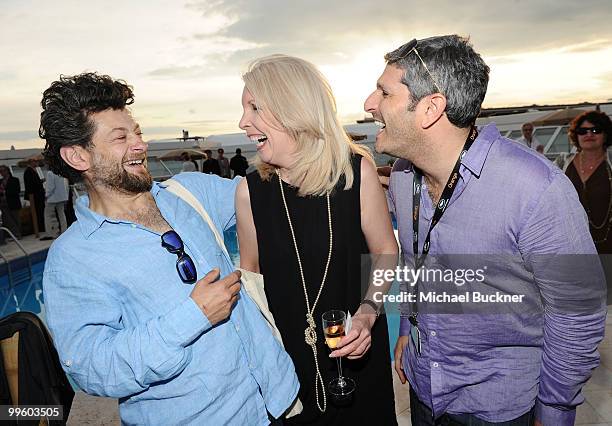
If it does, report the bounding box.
[359,299,380,318]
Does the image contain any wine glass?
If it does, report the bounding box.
[322,310,356,398]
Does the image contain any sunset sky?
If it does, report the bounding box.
[1,0,611,149]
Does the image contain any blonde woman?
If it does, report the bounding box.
[236,55,398,424]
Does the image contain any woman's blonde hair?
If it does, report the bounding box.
[242,54,372,196]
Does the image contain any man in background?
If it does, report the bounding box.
[24,158,46,235]
[0,165,22,240]
[230,148,249,177]
[43,168,69,238]
[518,122,540,149]
[202,149,221,175]
[179,151,197,172]
[217,148,231,178]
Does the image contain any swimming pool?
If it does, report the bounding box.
[0,226,399,358]
[0,260,46,320]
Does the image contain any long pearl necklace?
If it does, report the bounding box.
[277,169,332,413]
[581,160,612,243]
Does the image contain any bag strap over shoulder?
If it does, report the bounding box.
[164,179,304,417]
[164,179,229,258]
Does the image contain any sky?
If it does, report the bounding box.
[1,0,612,149]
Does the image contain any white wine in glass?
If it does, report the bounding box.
[322,310,356,398]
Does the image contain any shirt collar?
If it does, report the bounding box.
[392,123,500,178]
[76,181,165,238]
[460,123,499,178]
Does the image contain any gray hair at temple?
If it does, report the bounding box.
[385,35,490,128]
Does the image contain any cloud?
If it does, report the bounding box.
[0,130,38,141]
[144,120,239,137]
[596,71,612,87]
[180,119,237,126]
[0,71,17,80]
[2,0,612,149]
[141,126,182,134]
[0,129,42,150]
[562,39,612,54]
[148,65,206,78]
[185,0,612,59]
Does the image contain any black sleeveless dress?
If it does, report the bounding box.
[566,160,612,253]
[247,155,397,425]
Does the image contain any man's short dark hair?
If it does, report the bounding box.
[385,35,490,128]
[39,72,134,182]
[235,148,241,154]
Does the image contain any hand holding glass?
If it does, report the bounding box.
[322,310,356,397]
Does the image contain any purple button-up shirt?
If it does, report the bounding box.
[389,123,607,425]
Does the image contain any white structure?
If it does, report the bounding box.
[2,103,611,183]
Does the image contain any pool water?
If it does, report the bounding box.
[1,261,46,320]
[0,226,399,359]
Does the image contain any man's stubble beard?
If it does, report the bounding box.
[381,111,425,162]
[90,153,153,194]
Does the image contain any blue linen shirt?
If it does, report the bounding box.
[389,124,607,425]
[43,172,299,425]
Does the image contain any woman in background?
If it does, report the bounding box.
[0,165,22,239]
[563,110,612,253]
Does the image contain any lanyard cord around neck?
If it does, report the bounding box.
[409,126,478,327]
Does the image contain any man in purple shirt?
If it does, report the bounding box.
[365,35,607,425]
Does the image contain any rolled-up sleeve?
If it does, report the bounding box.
[519,172,607,425]
[44,268,211,398]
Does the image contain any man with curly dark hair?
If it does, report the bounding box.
[39,73,298,425]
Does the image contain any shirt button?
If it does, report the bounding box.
[235,324,240,332]
[431,331,437,337]
[64,360,72,367]
[432,362,439,368]
[131,224,136,228]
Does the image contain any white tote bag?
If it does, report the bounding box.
[164,179,303,417]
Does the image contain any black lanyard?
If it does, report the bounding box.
[409,126,478,326]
